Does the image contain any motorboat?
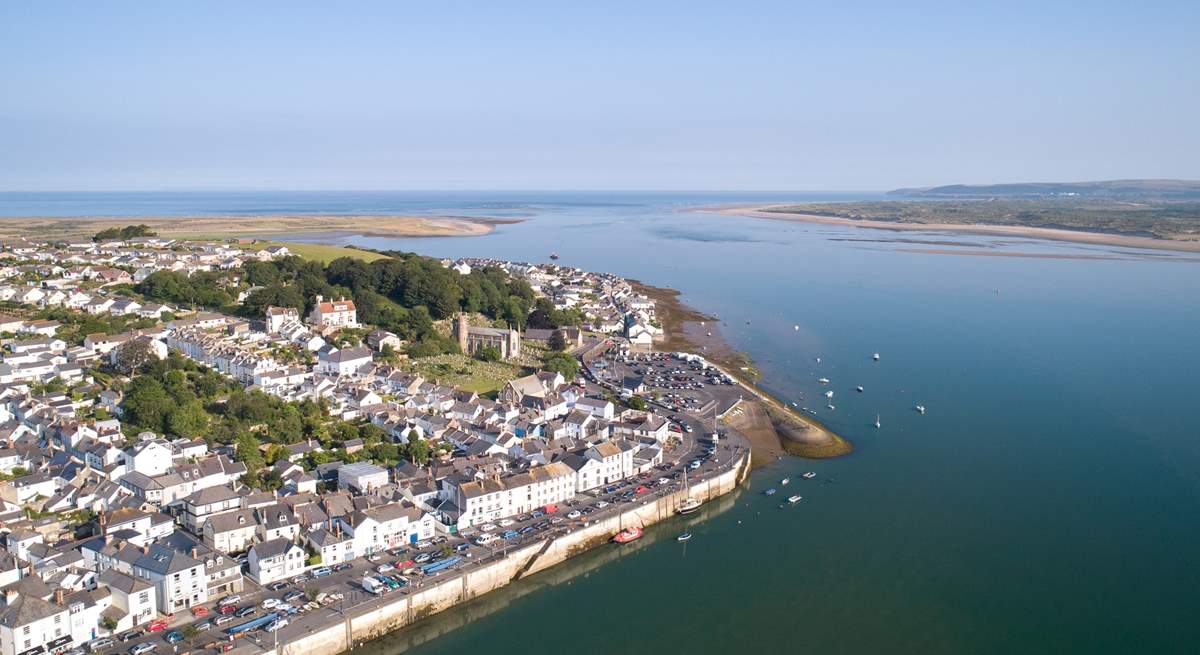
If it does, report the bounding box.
[802,472,816,479]
[613,527,643,544]
[915,404,926,414]
[824,390,834,399]
[780,477,790,485]
[549,252,559,260]
[818,377,830,384]
[856,386,864,393]
[872,353,880,361]
[677,532,692,542]
[874,414,881,429]
[764,488,777,496]
[787,494,803,504]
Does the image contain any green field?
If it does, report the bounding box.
[409,354,529,395]
[265,242,389,264]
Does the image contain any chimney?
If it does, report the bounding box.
[191,547,198,559]
[315,295,323,304]
[54,589,64,606]
[142,544,149,555]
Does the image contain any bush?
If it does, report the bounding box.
[475,346,502,362]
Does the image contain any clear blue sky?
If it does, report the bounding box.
[2,1,1197,191]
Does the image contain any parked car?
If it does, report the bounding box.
[311,566,332,578]
[291,574,309,583]
[567,510,582,519]
[498,518,515,527]
[283,591,304,603]
[88,638,114,652]
[264,618,288,632]
[129,644,156,655]
[412,553,432,564]
[261,598,280,609]
[218,595,241,607]
[193,620,212,632]
[190,605,209,617]
[454,543,470,553]
[119,631,144,643]
[269,582,288,591]
[164,631,184,644]
[218,604,238,615]
[376,563,394,573]
[147,620,168,632]
[333,562,353,572]
[215,615,236,627]
[235,606,256,618]
[596,501,610,509]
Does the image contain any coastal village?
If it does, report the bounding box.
[0,234,749,655]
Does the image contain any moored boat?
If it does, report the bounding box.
[787,494,803,504]
[780,477,790,485]
[764,488,777,495]
[818,377,830,384]
[915,404,926,414]
[677,532,692,542]
[801,472,816,479]
[677,497,702,515]
[613,527,643,544]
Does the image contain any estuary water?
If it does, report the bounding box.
[5,192,1199,654]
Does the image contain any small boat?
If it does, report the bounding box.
[802,472,816,479]
[613,527,643,544]
[706,331,712,336]
[794,325,799,331]
[815,357,821,363]
[874,414,881,428]
[780,477,790,485]
[764,488,777,496]
[856,385,864,393]
[677,497,702,515]
[872,353,880,361]
[818,377,830,384]
[827,404,835,410]
[676,532,692,542]
[549,252,559,260]
[824,390,834,399]
[787,494,803,504]
[915,404,926,414]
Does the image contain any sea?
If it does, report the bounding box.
[4,191,1198,654]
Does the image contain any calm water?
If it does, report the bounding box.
[6,192,1198,653]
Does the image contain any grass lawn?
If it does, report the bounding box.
[409,354,528,395]
[267,242,389,264]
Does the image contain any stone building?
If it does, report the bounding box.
[454,314,520,360]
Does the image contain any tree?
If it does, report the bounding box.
[542,351,579,381]
[181,625,199,646]
[305,585,321,601]
[627,395,647,411]
[548,329,567,352]
[407,434,430,464]
[475,345,501,362]
[115,339,158,373]
[168,401,210,438]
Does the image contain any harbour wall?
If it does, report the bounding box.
[274,450,750,655]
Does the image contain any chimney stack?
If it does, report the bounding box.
[191,547,198,559]
[54,589,64,606]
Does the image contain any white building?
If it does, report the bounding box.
[307,296,357,329]
[451,462,576,528]
[337,462,389,494]
[247,539,305,585]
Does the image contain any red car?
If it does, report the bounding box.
[148,620,168,632]
[191,606,209,617]
[395,559,414,569]
[635,485,649,494]
[218,604,238,615]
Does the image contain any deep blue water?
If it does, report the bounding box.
[4,192,1198,653]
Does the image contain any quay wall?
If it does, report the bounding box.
[271,450,750,655]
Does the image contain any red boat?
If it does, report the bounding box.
[612,527,643,544]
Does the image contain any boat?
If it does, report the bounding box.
[612,527,643,544]
[677,497,702,515]
[764,488,777,496]
[818,377,830,384]
[787,494,803,504]
[915,404,926,414]
[872,353,880,361]
[676,532,692,542]
[815,357,821,363]
[824,390,834,399]
[856,385,864,393]
[802,472,816,479]
[827,404,835,410]
[677,466,702,515]
[794,325,799,331]
[549,252,559,260]
[780,477,790,485]
[874,414,881,428]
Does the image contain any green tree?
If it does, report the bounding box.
[542,351,579,381]
[475,345,501,362]
[627,395,647,411]
[407,434,430,464]
[168,401,210,438]
[548,329,567,352]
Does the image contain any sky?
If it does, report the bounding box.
[1,1,1198,191]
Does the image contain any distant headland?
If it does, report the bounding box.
[716,179,1200,252]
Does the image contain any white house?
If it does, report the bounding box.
[247,539,305,585]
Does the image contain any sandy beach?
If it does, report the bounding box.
[0,214,507,240]
[713,205,1200,253]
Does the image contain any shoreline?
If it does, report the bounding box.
[711,205,1200,253]
[0,213,513,240]
[629,280,853,463]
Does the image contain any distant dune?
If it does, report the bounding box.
[890,179,1200,200]
[0,214,503,240]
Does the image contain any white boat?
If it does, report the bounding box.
[916,404,926,414]
[824,390,834,399]
[780,477,790,485]
[794,325,799,331]
[815,357,821,363]
[827,404,835,410]
[677,532,692,542]
[677,466,702,515]
[872,353,880,361]
[818,377,830,384]
[764,488,777,496]
[802,472,816,479]
[787,494,803,504]
[856,386,864,393]
[874,414,881,428]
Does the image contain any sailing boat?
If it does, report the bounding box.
[677,462,702,515]
[874,414,881,428]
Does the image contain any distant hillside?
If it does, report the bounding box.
[890,179,1200,200]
